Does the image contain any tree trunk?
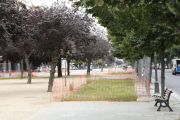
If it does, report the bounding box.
[167,56,171,69]
[136,60,139,73]
[21,59,24,79]
[160,46,165,96]
[101,63,103,72]
[87,58,91,76]
[150,54,153,83]
[169,57,172,69]
[58,59,62,77]
[47,63,56,92]
[25,54,31,84]
[101,55,104,72]
[79,63,81,70]
[67,58,70,76]
[47,52,58,92]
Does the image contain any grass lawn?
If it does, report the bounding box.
[110,72,133,75]
[0,75,37,80]
[64,78,137,101]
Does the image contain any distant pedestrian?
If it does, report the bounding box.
[125,64,127,71]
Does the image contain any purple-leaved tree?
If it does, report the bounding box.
[35,2,96,92]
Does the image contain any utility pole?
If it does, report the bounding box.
[154,52,160,93]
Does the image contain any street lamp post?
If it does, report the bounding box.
[154,52,160,93]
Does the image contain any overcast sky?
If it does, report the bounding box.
[29,0,59,6]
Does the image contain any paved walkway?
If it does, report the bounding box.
[26,77,180,120]
[27,101,178,120]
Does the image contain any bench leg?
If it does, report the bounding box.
[157,102,173,112]
[157,102,162,111]
[154,101,158,106]
[168,106,173,112]
[157,106,161,111]
[166,101,173,112]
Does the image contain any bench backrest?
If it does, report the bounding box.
[163,89,173,101]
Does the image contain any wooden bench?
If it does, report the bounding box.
[152,88,173,111]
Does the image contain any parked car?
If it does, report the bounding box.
[38,67,42,72]
[165,64,168,69]
[172,59,180,75]
[152,64,155,69]
[152,63,162,69]
[72,65,77,70]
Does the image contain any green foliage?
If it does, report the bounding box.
[165,0,180,15]
[94,0,104,6]
[166,45,180,58]
[76,0,180,16]
[72,0,180,63]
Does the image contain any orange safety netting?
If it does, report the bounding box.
[52,68,151,101]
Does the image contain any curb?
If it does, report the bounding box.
[137,99,152,102]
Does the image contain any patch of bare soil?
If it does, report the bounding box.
[0,72,56,120]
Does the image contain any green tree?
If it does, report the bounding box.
[74,0,180,36]
[72,0,180,95]
[35,3,95,92]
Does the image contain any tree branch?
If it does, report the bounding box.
[27,51,33,58]
[164,14,180,37]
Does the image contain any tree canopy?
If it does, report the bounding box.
[0,0,110,92]
[71,0,180,95]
